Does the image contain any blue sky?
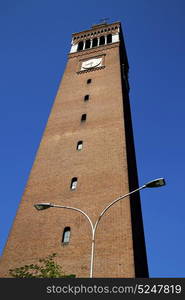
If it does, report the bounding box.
[0,0,185,277]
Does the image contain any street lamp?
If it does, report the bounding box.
[34,177,166,278]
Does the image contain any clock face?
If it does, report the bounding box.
[81,58,102,70]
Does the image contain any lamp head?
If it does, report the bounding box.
[34,203,53,210]
[145,178,166,188]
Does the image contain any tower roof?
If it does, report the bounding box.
[72,21,121,38]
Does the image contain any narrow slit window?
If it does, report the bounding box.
[87,79,92,84]
[77,141,83,151]
[70,177,78,190]
[84,95,89,101]
[81,114,87,122]
[62,227,71,244]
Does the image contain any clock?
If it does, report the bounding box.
[81,58,102,70]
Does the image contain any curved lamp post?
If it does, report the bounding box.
[34,177,166,278]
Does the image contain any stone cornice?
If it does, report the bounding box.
[72,21,120,37]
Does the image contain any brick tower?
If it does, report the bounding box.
[0,22,148,278]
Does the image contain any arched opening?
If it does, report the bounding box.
[77,41,83,51]
[85,39,90,49]
[99,36,105,45]
[107,34,112,44]
[92,38,98,47]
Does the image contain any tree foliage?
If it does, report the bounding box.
[9,253,75,278]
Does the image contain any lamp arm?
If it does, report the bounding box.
[94,185,146,232]
[50,204,94,233]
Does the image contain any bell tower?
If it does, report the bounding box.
[0,22,148,278]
